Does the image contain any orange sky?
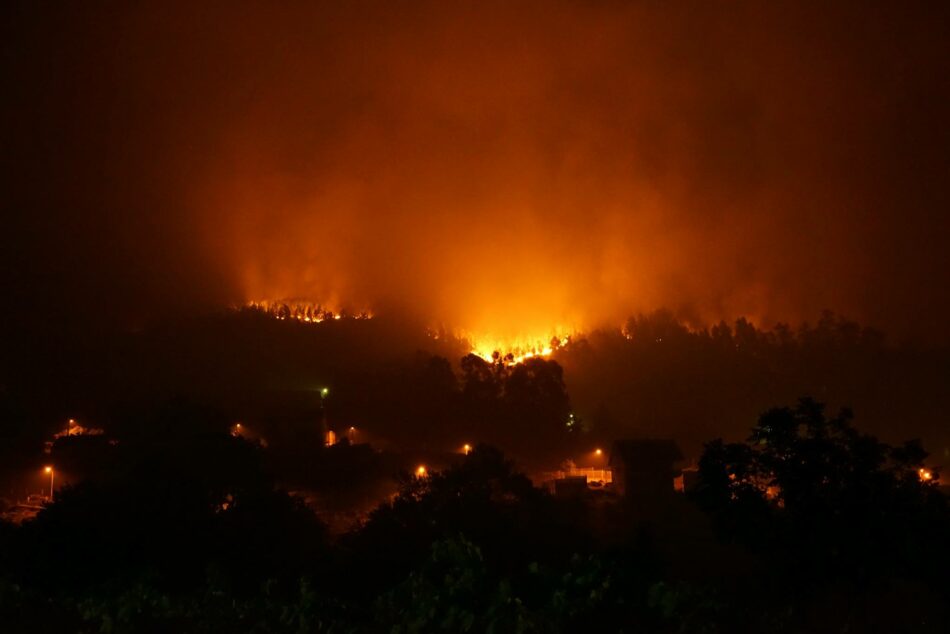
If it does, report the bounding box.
[4,1,949,343]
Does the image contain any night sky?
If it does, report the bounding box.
[3,1,949,343]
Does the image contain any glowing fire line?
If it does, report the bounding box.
[465,334,572,365]
[243,300,373,323]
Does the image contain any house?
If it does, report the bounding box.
[553,475,589,498]
[609,439,683,505]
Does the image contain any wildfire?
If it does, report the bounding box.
[472,337,570,365]
[242,300,373,323]
[241,299,576,365]
[465,333,573,365]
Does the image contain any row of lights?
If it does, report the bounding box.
[413,444,605,480]
[45,406,943,514]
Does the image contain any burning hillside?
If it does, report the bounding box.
[461,333,574,365]
[241,300,576,365]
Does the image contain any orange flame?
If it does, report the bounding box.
[462,332,574,365]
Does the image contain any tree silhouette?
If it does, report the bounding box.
[346,445,590,599]
[693,398,948,587]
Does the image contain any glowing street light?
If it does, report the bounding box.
[319,387,331,445]
[44,466,54,500]
[416,465,427,478]
[919,468,934,482]
[463,443,472,455]
[595,448,603,456]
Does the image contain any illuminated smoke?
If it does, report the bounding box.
[7,3,947,341]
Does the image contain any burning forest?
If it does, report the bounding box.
[242,298,576,365]
[3,1,950,632]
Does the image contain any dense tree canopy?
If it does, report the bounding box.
[693,398,949,588]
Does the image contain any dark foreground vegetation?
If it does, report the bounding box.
[0,399,947,633]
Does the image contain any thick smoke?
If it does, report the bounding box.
[4,1,949,341]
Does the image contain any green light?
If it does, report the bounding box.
[321,387,329,397]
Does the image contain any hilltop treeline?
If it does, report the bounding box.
[2,308,948,469]
[559,310,950,460]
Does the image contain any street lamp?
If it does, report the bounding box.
[463,443,472,455]
[416,465,427,478]
[44,466,54,500]
[319,387,331,446]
